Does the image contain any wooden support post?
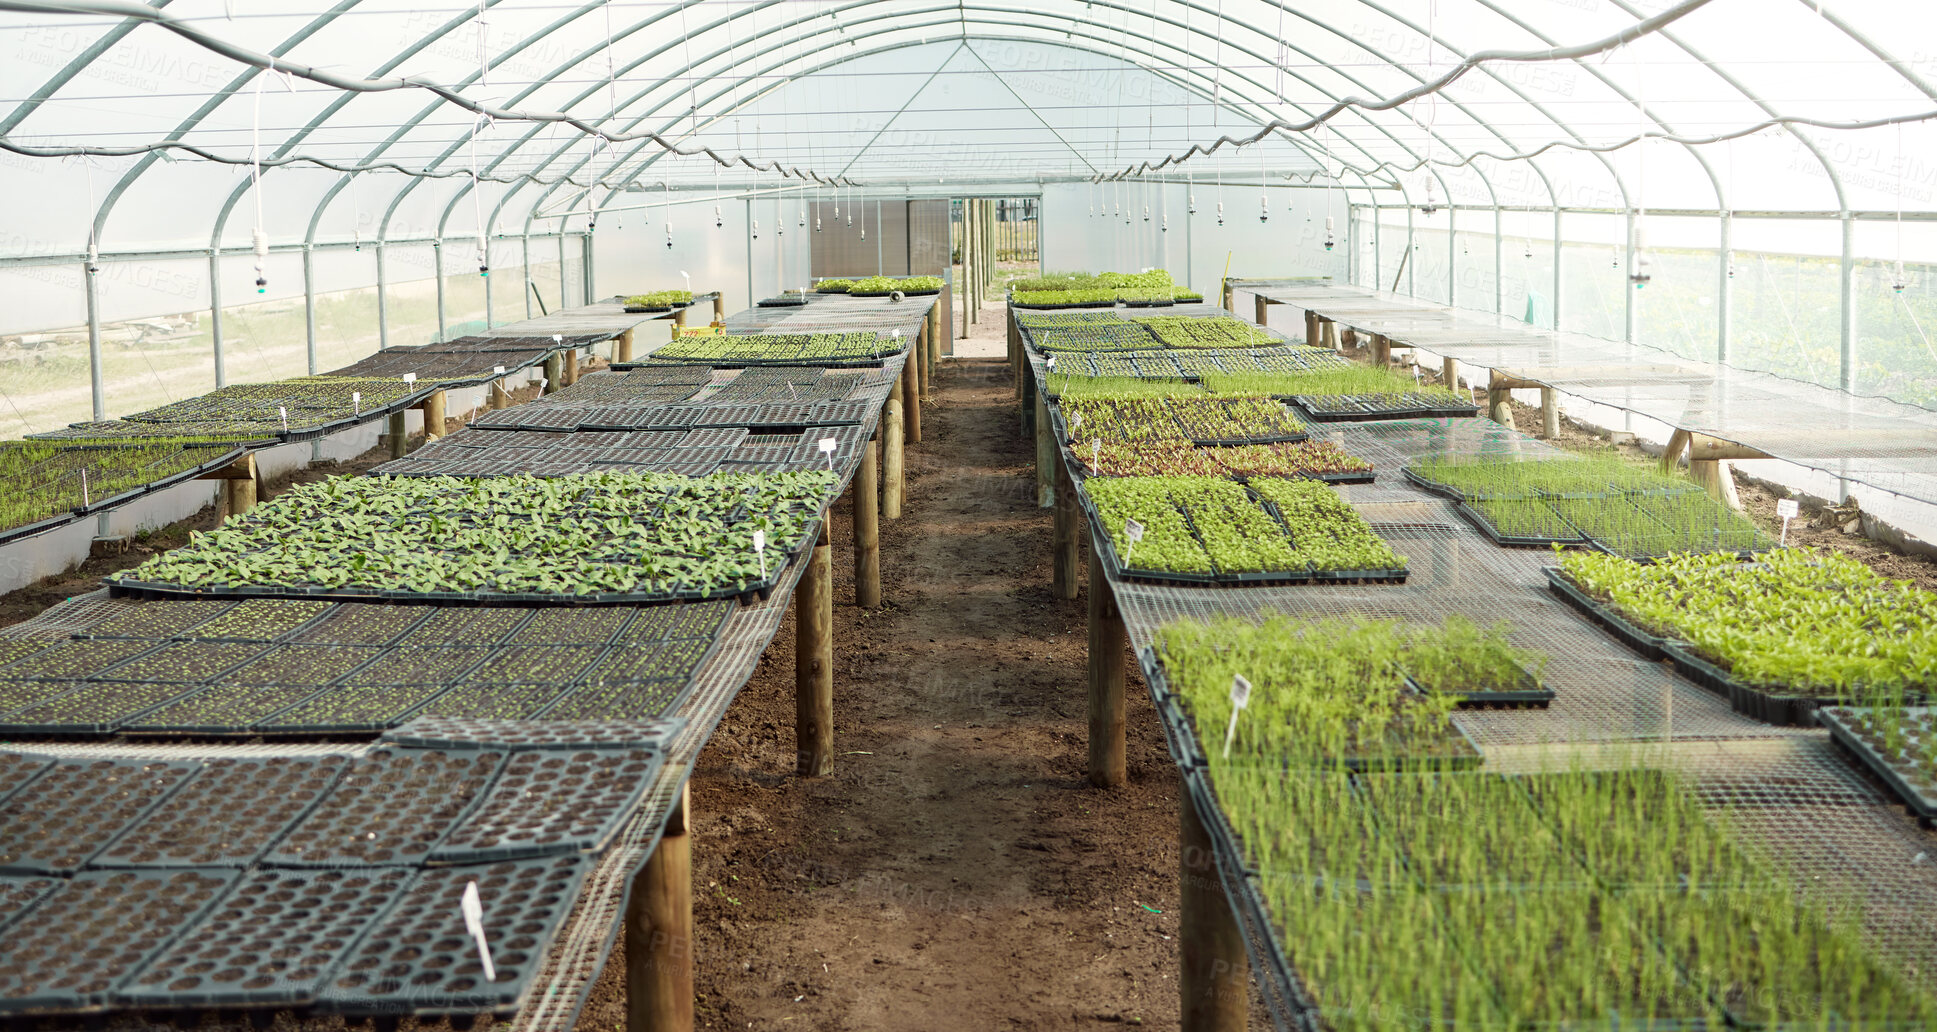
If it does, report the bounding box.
[795,524,834,777]
[487,377,509,410]
[853,435,880,608]
[387,411,408,459]
[1220,278,1233,312]
[883,388,905,520]
[1442,355,1458,391]
[420,389,447,443]
[214,454,259,518]
[1180,782,1250,1032]
[916,321,931,402]
[1052,453,1080,600]
[1660,428,1692,474]
[712,294,725,322]
[929,297,943,360]
[563,349,580,386]
[673,308,688,328]
[1371,335,1391,367]
[543,353,563,395]
[902,350,922,445]
[1540,387,1560,440]
[1008,305,1023,401]
[1486,371,1517,431]
[1690,458,1744,511]
[1253,293,1270,327]
[1087,558,1127,788]
[927,308,941,386]
[626,785,692,1032]
[1304,309,1320,347]
[616,328,635,363]
[1035,390,1054,509]
[1321,319,1339,350]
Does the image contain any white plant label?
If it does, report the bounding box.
[1070,410,1082,429]
[1777,498,1799,546]
[460,880,497,982]
[1091,440,1100,470]
[552,334,563,344]
[891,329,902,340]
[352,391,361,416]
[278,406,289,432]
[819,436,838,471]
[1223,674,1252,759]
[1045,355,1056,371]
[493,365,506,376]
[402,372,416,384]
[1123,517,1144,563]
[753,529,768,578]
[80,468,89,508]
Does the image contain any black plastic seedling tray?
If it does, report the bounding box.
[116,866,415,1009]
[1402,671,1554,708]
[1543,567,1670,663]
[0,751,53,807]
[1454,501,1587,549]
[535,676,696,723]
[0,680,207,737]
[0,756,200,874]
[1288,395,1479,423]
[95,755,350,868]
[385,715,685,751]
[319,855,591,1017]
[121,683,332,735]
[265,748,506,867]
[1660,642,1834,727]
[431,747,663,863]
[406,683,578,723]
[0,867,240,1013]
[253,682,453,735]
[0,874,59,931]
[1818,708,1937,825]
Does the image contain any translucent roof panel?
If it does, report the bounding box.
[3,0,1937,262]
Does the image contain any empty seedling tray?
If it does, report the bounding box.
[0,756,200,874]
[430,747,664,863]
[385,715,685,751]
[94,755,351,868]
[263,748,506,867]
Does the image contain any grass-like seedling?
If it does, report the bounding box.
[1202,365,1470,412]
[1399,615,1548,698]
[623,290,693,308]
[1129,316,1279,349]
[0,438,247,538]
[119,471,838,599]
[649,332,890,363]
[1560,548,1937,700]
[814,279,852,293]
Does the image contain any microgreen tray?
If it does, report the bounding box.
[1454,500,1588,549]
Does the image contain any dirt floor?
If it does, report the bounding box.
[574,354,1238,1028]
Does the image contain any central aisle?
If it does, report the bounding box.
[575,304,1219,1029]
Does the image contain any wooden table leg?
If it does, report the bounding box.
[1540,387,1560,439]
[1035,390,1054,509]
[883,390,905,520]
[421,389,447,443]
[914,322,930,404]
[1442,355,1458,391]
[616,328,635,363]
[1253,293,1269,327]
[563,349,580,386]
[1304,309,1320,347]
[1087,558,1126,788]
[211,453,260,518]
[487,377,509,410]
[387,411,408,459]
[796,524,834,777]
[627,785,692,1032]
[902,352,921,445]
[543,353,563,395]
[1180,782,1249,1032]
[1053,452,1080,600]
[854,435,881,608]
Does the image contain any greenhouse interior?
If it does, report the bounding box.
[4,0,1937,1029]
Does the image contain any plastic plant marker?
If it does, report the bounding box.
[402,373,416,384]
[1124,517,1144,564]
[352,391,361,416]
[493,365,505,375]
[80,468,89,507]
[754,529,768,579]
[1777,497,1799,545]
[1223,673,1251,759]
[278,406,289,432]
[461,880,497,982]
[820,436,837,471]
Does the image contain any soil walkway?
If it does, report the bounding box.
[577,305,1227,1030]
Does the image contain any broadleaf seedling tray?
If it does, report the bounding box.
[1818,707,1937,825]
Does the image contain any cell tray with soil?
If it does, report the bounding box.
[255,683,454,735]
[432,748,662,862]
[124,683,329,734]
[289,605,435,645]
[318,855,590,1016]
[385,715,684,752]
[265,748,505,867]
[117,866,413,1009]
[96,755,350,867]
[94,640,272,684]
[407,683,577,723]
[0,639,163,680]
[0,755,199,873]
[0,868,237,1012]
[503,608,639,646]
[537,678,691,722]
[189,598,334,642]
[395,608,534,647]
[2,681,207,735]
[73,599,237,640]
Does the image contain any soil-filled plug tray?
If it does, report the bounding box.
[0,752,53,806]
[118,866,414,1009]
[619,599,735,643]
[96,756,350,867]
[0,639,163,680]
[265,748,504,867]
[431,748,662,862]
[407,683,576,722]
[0,680,209,735]
[319,855,590,1016]
[0,868,237,1013]
[0,756,199,873]
[94,640,271,684]
[536,678,690,722]
[386,715,684,752]
[1818,706,1937,824]
[290,604,435,645]
[397,608,534,646]
[503,607,638,646]
[123,683,329,734]
[256,684,453,734]
[71,599,238,640]
[0,875,58,930]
